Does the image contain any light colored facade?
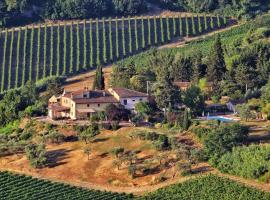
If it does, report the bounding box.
[48,88,148,120]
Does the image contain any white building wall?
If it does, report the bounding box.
[120,97,148,110]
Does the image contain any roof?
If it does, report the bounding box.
[73,90,119,104]
[228,99,246,105]
[111,88,148,98]
[48,104,70,112]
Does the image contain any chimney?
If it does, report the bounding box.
[103,91,106,97]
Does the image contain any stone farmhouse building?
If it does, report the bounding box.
[48,88,149,120]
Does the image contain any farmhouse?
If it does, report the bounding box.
[48,88,149,120]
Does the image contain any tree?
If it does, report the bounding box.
[152,53,181,110]
[135,102,153,117]
[111,147,124,158]
[83,146,91,160]
[236,104,254,121]
[78,123,100,144]
[183,85,204,116]
[183,108,191,131]
[25,143,47,168]
[207,34,226,92]
[204,124,249,165]
[92,65,105,90]
[105,104,130,121]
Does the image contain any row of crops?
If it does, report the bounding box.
[0,15,229,92]
[140,174,270,200]
[0,171,132,200]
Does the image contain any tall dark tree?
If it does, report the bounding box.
[207,35,226,91]
[93,65,105,90]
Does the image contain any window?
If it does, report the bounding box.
[132,99,136,102]
[140,98,142,101]
[123,99,127,105]
[97,104,100,107]
[83,94,87,98]
[87,104,90,107]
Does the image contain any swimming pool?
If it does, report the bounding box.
[206,116,237,122]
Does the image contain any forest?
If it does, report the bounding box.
[152,0,270,19]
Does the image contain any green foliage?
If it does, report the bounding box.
[15,28,21,88]
[78,123,100,144]
[140,175,270,200]
[0,171,131,199]
[92,65,105,90]
[70,23,74,73]
[217,145,270,181]
[76,21,80,70]
[204,124,249,165]
[183,85,204,115]
[0,15,230,92]
[25,143,47,168]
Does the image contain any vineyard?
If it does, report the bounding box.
[140,174,270,200]
[0,171,132,200]
[0,15,230,92]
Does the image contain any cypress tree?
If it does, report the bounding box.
[76,21,80,71]
[15,28,21,88]
[210,16,215,29]
[191,15,196,36]
[102,17,107,63]
[185,15,190,37]
[173,15,176,36]
[1,29,7,92]
[160,16,164,43]
[83,20,87,69]
[154,16,158,44]
[89,19,93,67]
[166,16,171,41]
[128,16,132,54]
[179,15,183,36]
[8,28,14,89]
[224,16,227,25]
[63,22,67,74]
[96,18,100,65]
[36,25,41,81]
[217,15,221,28]
[50,25,54,76]
[147,16,151,46]
[22,27,28,86]
[70,23,74,73]
[122,17,126,56]
[43,24,47,78]
[109,17,113,61]
[198,15,202,33]
[92,65,105,90]
[204,14,208,31]
[207,35,226,90]
[115,17,119,58]
[56,22,60,76]
[29,25,34,81]
[141,17,145,49]
[135,17,139,51]
[183,108,191,131]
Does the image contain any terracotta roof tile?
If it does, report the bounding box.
[111,88,148,98]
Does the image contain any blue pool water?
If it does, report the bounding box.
[206,116,236,123]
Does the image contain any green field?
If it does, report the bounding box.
[1,171,269,200]
[140,175,270,200]
[0,171,132,200]
[0,15,229,92]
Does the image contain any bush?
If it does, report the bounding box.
[204,123,249,165]
[217,145,270,181]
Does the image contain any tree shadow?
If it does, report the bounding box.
[92,137,109,143]
[46,149,72,168]
[191,165,213,175]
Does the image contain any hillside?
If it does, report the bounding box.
[0,15,231,93]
